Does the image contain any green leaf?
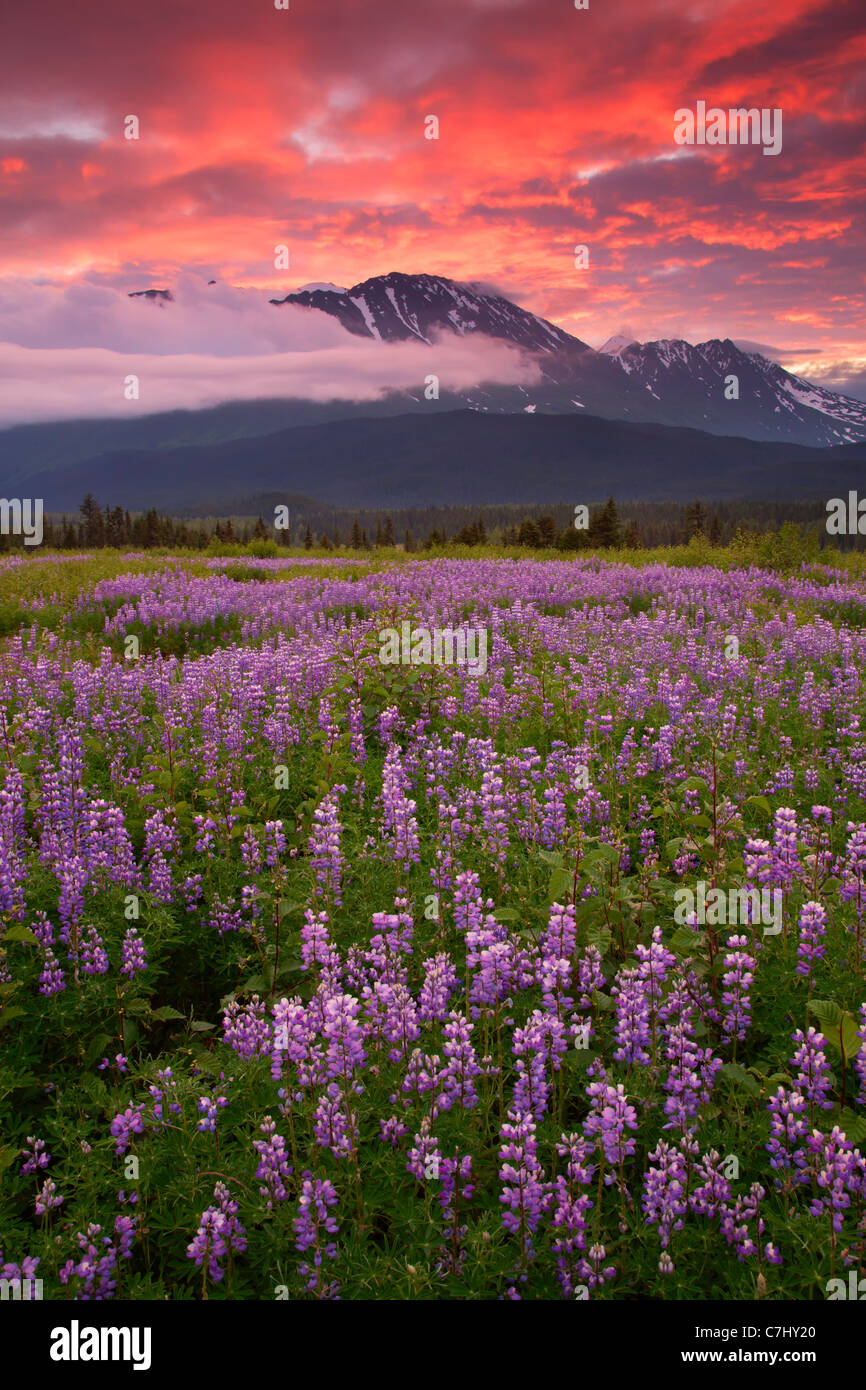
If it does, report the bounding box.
[808,1002,863,1063]
[670,926,702,955]
[2,923,38,944]
[279,900,305,920]
[276,956,304,977]
[548,868,573,901]
[719,1062,760,1098]
[585,924,612,955]
[746,795,772,819]
[0,1006,25,1028]
[834,1109,866,1146]
[85,1032,115,1066]
[591,990,615,1013]
[493,908,520,922]
[808,999,843,1032]
[151,1005,185,1021]
[190,1021,216,1032]
[538,850,565,868]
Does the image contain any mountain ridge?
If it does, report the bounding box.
[18,409,866,515]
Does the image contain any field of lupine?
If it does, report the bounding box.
[2,547,866,1302]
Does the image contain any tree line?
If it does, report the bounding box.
[0,492,846,553]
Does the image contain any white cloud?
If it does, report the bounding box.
[0,335,542,426]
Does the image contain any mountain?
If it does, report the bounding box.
[270,270,586,353]
[605,338,866,448]
[3,274,865,497]
[19,410,866,514]
[267,272,866,448]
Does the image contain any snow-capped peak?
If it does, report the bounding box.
[296,282,347,294]
[599,334,639,356]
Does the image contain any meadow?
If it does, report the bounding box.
[1,543,865,1302]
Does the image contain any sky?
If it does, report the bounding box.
[0,0,864,422]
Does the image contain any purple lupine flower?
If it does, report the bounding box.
[99,1053,128,1074]
[0,1252,41,1298]
[322,993,367,1080]
[181,873,204,909]
[434,1151,475,1277]
[270,996,313,1082]
[31,913,65,995]
[109,1104,145,1156]
[59,1223,118,1300]
[80,925,109,975]
[300,908,332,972]
[840,822,866,927]
[20,1136,50,1175]
[309,785,347,904]
[577,1242,617,1292]
[313,1083,357,1158]
[193,815,217,855]
[263,819,286,866]
[766,1087,809,1175]
[512,1012,551,1120]
[498,1109,548,1244]
[379,1115,408,1147]
[612,968,652,1066]
[418,952,460,1022]
[186,1182,247,1286]
[720,1182,781,1265]
[855,1005,866,1108]
[35,1178,64,1215]
[720,934,755,1043]
[120,927,147,978]
[439,1011,483,1113]
[196,1092,228,1133]
[241,825,262,874]
[805,1127,863,1234]
[795,901,827,981]
[38,946,66,996]
[772,806,800,889]
[294,1172,340,1299]
[407,1118,442,1181]
[642,1139,688,1268]
[583,1079,639,1165]
[380,746,420,871]
[633,923,676,1009]
[661,985,722,1133]
[222,995,272,1059]
[549,1133,595,1298]
[690,1148,733,1220]
[471,939,514,1012]
[791,1028,834,1113]
[252,1117,292,1207]
[540,782,567,849]
[575,944,605,1010]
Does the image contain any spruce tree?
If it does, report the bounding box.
[685,500,707,539]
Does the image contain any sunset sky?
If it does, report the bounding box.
[1,0,864,422]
